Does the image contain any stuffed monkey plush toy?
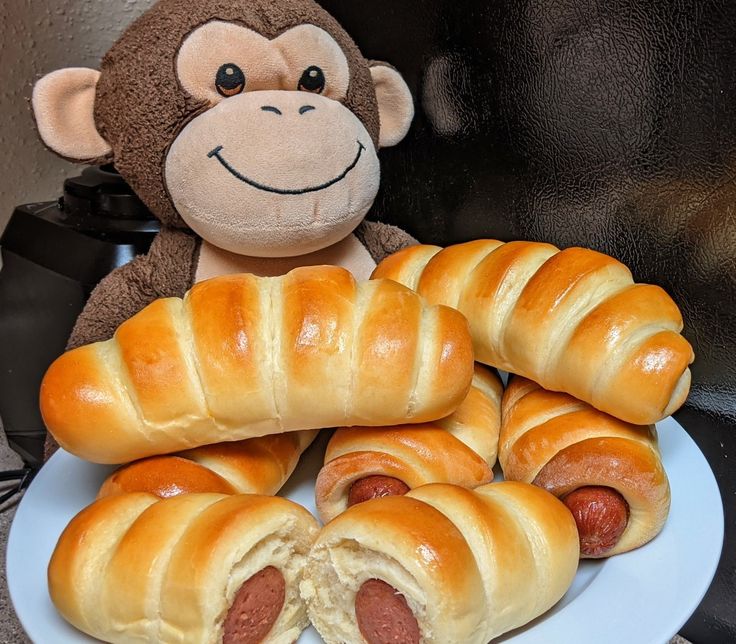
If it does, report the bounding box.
[33,0,416,351]
[32,0,417,454]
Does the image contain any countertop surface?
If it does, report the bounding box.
[1,504,31,644]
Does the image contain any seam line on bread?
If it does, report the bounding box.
[268,276,284,432]
[497,247,560,370]
[152,497,222,641]
[101,340,149,436]
[172,297,212,427]
[590,320,680,410]
[541,279,630,382]
[347,280,364,422]
[406,304,428,418]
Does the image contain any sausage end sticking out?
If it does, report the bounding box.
[355,578,421,644]
[223,566,285,644]
[562,486,630,557]
[348,476,410,507]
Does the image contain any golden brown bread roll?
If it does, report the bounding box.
[500,376,671,558]
[314,364,502,523]
[98,430,318,499]
[372,240,694,425]
[48,492,319,644]
[300,481,579,644]
[41,265,474,464]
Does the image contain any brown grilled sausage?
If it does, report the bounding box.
[348,476,411,507]
[355,579,420,644]
[223,566,285,644]
[562,486,630,557]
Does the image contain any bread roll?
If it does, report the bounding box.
[372,240,694,425]
[98,430,318,498]
[301,481,579,644]
[315,365,502,523]
[500,376,671,558]
[48,493,319,643]
[41,265,474,464]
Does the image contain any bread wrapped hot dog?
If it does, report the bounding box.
[48,493,319,644]
[372,240,694,425]
[98,430,318,499]
[315,364,502,523]
[41,265,474,464]
[301,481,579,644]
[500,376,671,558]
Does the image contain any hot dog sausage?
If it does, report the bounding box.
[223,566,285,644]
[348,476,410,507]
[355,578,421,644]
[561,486,629,557]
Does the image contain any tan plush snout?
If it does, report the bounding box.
[165,90,380,258]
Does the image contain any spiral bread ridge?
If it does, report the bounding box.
[372,240,694,425]
[98,430,319,499]
[315,364,503,523]
[301,481,579,644]
[40,265,474,463]
[500,376,671,558]
[48,493,320,644]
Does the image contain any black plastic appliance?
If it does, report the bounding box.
[0,165,158,464]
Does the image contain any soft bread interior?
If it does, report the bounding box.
[301,539,431,644]
[157,523,313,644]
[219,530,311,644]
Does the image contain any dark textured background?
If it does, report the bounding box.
[316,0,735,641]
[320,0,736,421]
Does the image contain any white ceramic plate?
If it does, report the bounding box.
[7,417,724,644]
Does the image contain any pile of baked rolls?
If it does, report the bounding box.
[41,241,690,643]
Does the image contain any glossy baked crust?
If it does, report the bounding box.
[41,265,474,463]
[48,493,319,643]
[98,430,318,498]
[500,376,671,557]
[301,481,579,644]
[372,240,693,425]
[315,365,503,522]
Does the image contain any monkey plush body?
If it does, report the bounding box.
[32,0,417,456]
[63,221,414,351]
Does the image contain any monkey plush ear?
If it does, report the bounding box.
[369,63,414,148]
[32,68,112,162]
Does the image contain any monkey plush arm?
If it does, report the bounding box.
[66,228,199,350]
[354,220,418,264]
[66,222,407,351]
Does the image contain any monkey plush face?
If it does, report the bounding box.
[32,0,413,257]
[165,21,382,255]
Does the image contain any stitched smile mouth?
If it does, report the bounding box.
[207,141,366,195]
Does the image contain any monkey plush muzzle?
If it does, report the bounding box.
[165,90,381,258]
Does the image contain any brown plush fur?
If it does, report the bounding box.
[65,228,199,350]
[65,221,412,351]
[94,0,381,228]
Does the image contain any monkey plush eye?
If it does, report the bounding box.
[298,66,326,93]
[215,63,246,97]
